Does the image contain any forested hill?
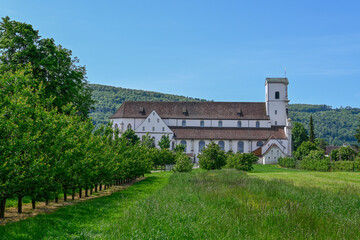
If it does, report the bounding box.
[89,84,206,127]
[89,84,360,146]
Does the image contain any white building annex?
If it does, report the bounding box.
[110,78,292,164]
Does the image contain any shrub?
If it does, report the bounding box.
[331,161,354,172]
[354,157,360,172]
[226,153,258,171]
[173,154,193,172]
[293,141,319,160]
[198,141,226,170]
[337,146,357,161]
[278,157,296,168]
[298,150,329,171]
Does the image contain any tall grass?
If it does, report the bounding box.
[1,168,360,239]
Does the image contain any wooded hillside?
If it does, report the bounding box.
[89,84,360,146]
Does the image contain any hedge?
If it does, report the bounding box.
[331,161,355,172]
[278,157,296,168]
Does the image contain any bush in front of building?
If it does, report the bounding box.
[173,154,193,172]
[298,150,330,171]
[293,141,319,160]
[198,141,226,170]
[331,161,355,172]
[355,157,360,171]
[225,153,258,171]
[278,157,296,168]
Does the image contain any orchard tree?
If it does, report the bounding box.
[198,141,226,170]
[0,16,94,118]
[293,141,319,160]
[292,122,308,151]
[121,129,140,146]
[158,135,171,149]
[141,133,155,148]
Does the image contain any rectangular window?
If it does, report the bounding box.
[162,127,165,131]
[142,126,145,131]
[152,127,155,131]
[275,110,277,115]
[148,118,150,122]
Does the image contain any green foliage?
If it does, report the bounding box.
[141,133,155,148]
[293,141,319,160]
[355,157,360,171]
[0,17,94,118]
[289,104,360,146]
[330,149,338,161]
[225,153,258,171]
[331,161,354,172]
[158,134,170,149]
[356,118,360,143]
[292,122,308,151]
[159,149,176,165]
[298,150,329,171]
[278,157,296,168]
[121,129,140,146]
[337,146,357,161]
[315,138,328,150]
[173,154,193,172]
[198,141,226,170]
[174,144,186,153]
[309,115,315,143]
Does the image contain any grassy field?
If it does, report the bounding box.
[1,166,360,239]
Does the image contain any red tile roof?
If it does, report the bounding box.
[110,101,270,120]
[169,126,286,140]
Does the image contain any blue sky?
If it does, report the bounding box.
[1,0,360,107]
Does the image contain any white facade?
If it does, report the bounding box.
[111,78,292,164]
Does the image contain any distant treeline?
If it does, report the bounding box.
[89,84,360,146]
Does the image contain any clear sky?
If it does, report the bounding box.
[1,0,359,107]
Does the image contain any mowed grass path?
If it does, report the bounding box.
[1,166,360,239]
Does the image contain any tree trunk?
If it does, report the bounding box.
[99,184,102,191]
[72,188,75,200]
[0,198,6,218]
[95,185,98,192]
[64,189,67,202]
[32,198,36,209]
[45,198,49,206]
[55,195,58,203]
[104,185,107,190]
[85,189,88,197]
[79,188,82,198]
[18,197,23,213]
[90,188,93,195]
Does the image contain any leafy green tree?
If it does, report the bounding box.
[337,146,357,161]
[198,141,226,170]
[293,141,319,160]
[0,16,94,118]
[158,135,171,149]
[141,133,155,148]
[292,122,309,151]
[121,129,140,146]
[309,115,315,143]
[173,154,193,172]
[330,149,338,161]
[315,138,328,150]
[356,118,360,144]
[226,153,258,171]
[174,144,186,153]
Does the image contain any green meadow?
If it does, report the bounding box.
[1,165,360,239]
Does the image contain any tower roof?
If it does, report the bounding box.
[265,78,289,85]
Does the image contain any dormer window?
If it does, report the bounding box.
[218,121,223,127]
[275,91,280,99]
[182,120,186,127]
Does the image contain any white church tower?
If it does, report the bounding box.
[265,78,289,126]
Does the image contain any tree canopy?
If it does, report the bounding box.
[0,16,94,118]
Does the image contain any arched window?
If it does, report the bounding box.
[275,91,280,99]
[256,121,260,128]
[127,124,132,130]
[199,141,205,152]
[237,141,244,153]
[218,120,223,127]
[180,140,187,152]
[257,141,263,147]
[200,120,204,127]
[237,121,241,128]
[114,124,118,130]
[182,120,186,127]
[218,141,225,151]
